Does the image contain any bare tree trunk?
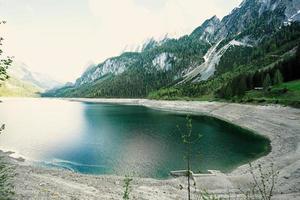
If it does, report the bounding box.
[187,143,191,200]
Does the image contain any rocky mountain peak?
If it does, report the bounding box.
[190,15,221,43]
[210,0,300,42]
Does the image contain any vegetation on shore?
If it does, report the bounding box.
[149,79,300,108]
[233,79,300,107]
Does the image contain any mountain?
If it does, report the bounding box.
[0,62,62,97]
[0,76,41,97]
[8,62,62,90]
[45,0,300,99]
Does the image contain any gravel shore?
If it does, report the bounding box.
[4,99,300,199]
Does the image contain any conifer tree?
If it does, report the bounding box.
[273,70,283,85]
[237,75,248,96]
[263,73,272,92]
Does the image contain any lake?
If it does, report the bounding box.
[0,98,270,178]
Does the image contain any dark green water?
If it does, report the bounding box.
[0,98,270,178]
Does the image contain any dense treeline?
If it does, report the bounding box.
[46,67,177,98]
[216,46,300,98]
[215,46,253,75]
[217,36,300,99]
[218,22,300,75]
[86,69,174,98]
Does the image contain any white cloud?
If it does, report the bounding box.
[88,0,242,46]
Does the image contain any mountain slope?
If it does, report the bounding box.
[8,62,62,91]
[45,0,300,99]
[0,62,62,97]
[0,76,41,97]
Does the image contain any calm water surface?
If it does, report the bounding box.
[0,98,270,178]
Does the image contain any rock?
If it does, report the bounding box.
[179,184,183,190]
[39,183,46,187]
[15,157,25,162]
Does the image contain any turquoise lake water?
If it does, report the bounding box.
[0,98,270,178]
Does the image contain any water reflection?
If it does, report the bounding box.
[0,98,85,160]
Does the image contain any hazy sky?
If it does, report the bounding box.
[0,0,242,82]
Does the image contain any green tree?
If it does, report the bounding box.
[224,84,233,99]
[263,73,272,92]
[0,21,12,84]
[273,70,283,85]
[236,75,248,96]
[269,43,277,52]
[0,20,12,133]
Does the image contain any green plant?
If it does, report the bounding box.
[123,176,133,200]
[196,189,220,200]
[239,163,279,200]
[177,115,202,200]
[193,163,279,200]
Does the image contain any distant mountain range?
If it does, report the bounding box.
[0,62,62,97]
[45,0,300,98]
[8,62,62,90]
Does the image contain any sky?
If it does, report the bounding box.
[0,0,242,83]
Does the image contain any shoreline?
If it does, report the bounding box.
[2,98,300,199]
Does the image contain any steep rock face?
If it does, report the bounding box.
[152,53,175,71]
[190,0,300,44]
[271,0,300,19]
[75,53,139,86]
[190,16,222,44]
[179,39,252,83]
[284,0,300,25]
